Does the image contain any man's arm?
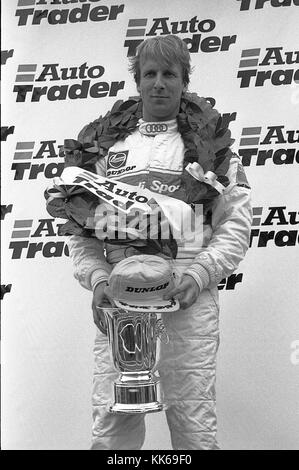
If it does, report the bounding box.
[66,144,111,289]
[67,234,111,291]
[66,130,112,331]
[184,155,252,291]
[164,155,252,307]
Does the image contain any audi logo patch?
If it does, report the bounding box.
[139,122,168,135]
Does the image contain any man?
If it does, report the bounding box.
[66,35,252,450]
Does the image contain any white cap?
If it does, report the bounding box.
[105,255,179,313]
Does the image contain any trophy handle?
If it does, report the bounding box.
[155,318,169,344]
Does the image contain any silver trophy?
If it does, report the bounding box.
[97,306,169,414]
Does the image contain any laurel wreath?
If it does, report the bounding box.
[61,92,234,201]
[45,93,234,256]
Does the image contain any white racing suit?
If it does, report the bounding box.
[68,118,252,450]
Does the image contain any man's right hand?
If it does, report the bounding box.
[92,281,112,335]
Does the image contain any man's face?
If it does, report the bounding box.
[137,57,186,122]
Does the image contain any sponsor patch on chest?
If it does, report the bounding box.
[107,150,129,169]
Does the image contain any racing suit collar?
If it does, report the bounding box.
[138,119,178,136]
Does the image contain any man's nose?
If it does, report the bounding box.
[154,73,165,89]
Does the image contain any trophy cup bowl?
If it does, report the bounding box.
[97,306,168,414]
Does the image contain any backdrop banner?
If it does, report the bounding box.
[1,0,299,450]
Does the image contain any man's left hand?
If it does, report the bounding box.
[163,274,200,310]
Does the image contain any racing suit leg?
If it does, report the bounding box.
[159,286,220,450]
[91,329,146,450]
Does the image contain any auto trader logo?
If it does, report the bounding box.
[124,16,237,56]
[9,218,69,259]
[11,139,64,180]
[250,206,299,247]
[13,62,125,102]
[15,0,124,27]
[237,47,299,88]
[238,125,299,166]
[237,0,299,10]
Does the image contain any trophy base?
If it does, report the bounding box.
[108,380,166,414]
[108,402,164,414]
